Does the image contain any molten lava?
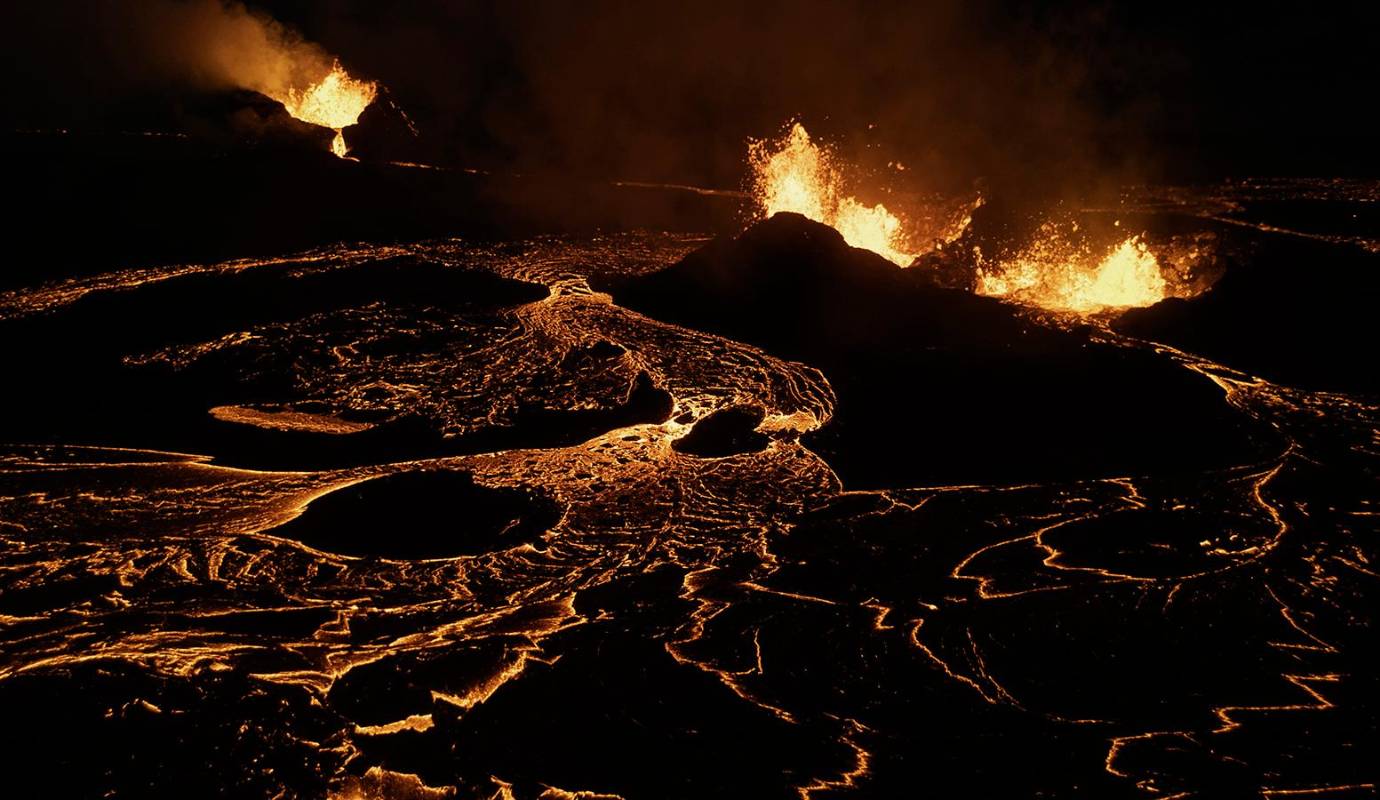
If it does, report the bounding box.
[1082,236,1167,309]
[976,229,1167,313]
[277,62,377,157]
[750,123,915,266]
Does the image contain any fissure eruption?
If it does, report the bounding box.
[273,62,378,158]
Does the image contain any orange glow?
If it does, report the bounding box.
[750,123,916,266]
[976,225,1167,313]
[275,62,377,157]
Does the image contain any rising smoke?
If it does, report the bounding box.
[6,1,1377,188]
[4,0,338,126]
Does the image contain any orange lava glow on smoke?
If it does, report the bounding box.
[976,226,1168,313]
[750,123,916,266]
[276,62,377,157]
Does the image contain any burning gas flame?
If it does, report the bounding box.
[976,229,1167,313]
[276,62,377,157]
[750,123,916,266]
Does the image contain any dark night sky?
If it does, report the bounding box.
[5,1,1377,190]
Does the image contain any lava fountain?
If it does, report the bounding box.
[976,228,1167,312]
[750,123,916,266]
[275,62,378,157]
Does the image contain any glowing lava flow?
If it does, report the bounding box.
[977,229,1167,313]
[278,62,378,157]
[750,123,916,266]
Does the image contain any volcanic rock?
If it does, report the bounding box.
[673,406,770,457]
[342,89,425,164]
[177,89,336,154]
[599,212,1031,357]
[4,126,742,290]
[907,244,976,291]
[0,260,674,471]
[266,470,561,559]
[1114,234,1379,394]
[598,212,1267,488]
[907,192,1052,290]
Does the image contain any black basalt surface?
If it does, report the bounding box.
[672,405,769,457]
[267,470,561,559]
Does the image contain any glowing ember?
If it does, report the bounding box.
[750,123,915,266]
[277,62,377,157]
[976,229,1167,313]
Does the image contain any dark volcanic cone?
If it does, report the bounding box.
[599,212,1042,357]
[342,90,424,164]
[597,213,1269,488]
[1114,234,1380,395]
[908,195,1029,291]
[178,89,337,155]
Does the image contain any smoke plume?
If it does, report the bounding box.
[4,0,337,125]
[6,1,1377,189]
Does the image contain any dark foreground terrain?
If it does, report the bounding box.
[0,141,1376,798]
